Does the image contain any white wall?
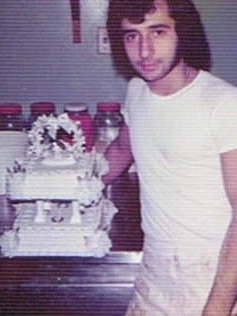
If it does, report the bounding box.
[193,0,237,84]
[0,0,127,117]
[0,0,237,117]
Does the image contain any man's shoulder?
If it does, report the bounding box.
[128,76,147,89]
[201,71,237,96]
[125,77,148,102]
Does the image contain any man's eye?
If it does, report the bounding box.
[124,32,137,42]
[153,29,166,36]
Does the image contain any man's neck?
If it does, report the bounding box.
[148,63,199,96]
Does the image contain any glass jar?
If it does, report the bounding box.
[93,102,124,153]
[27,102,56,129]
[64,103,94,152]
[0,103,25,131]
[0,103,27,194]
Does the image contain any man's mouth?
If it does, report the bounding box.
[140,62,157,71]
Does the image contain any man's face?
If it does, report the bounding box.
[121,0,180,83]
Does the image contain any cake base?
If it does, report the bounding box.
[1,228,111,257]
[0,198,117,258]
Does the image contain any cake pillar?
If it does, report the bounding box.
[35,200,46,223]
[70,200,81,224]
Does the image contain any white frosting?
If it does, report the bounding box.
[7,151,108,202]
[41,155,76,166]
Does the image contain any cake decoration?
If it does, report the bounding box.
[27,113,86,163]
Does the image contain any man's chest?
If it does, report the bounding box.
[129,101,215,161]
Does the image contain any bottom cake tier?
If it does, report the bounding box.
[0,198,118,257]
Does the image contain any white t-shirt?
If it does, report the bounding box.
[124,70,237,249]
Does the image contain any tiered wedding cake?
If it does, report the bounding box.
[0,113,117,257]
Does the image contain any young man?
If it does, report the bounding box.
[105,0,237,315]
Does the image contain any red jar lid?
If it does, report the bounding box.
[30,102,55,115]
[64,103,88,113]
[0,103,22,115]
[97,102,121,112]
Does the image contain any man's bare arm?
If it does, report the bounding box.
[102,124,134,185]
[202,148,237,316]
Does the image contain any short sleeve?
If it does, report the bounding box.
[122,79,134,126]
[122,77,146,126]
[210,96,237,153]
[121,106,129,125]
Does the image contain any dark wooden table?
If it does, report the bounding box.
[0,172,143,316]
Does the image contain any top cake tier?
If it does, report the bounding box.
[6,154,107,202]
[6,113,109,202]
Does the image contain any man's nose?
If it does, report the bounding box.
[140,35,154,58]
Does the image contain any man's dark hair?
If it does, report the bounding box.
[107,0,212,80]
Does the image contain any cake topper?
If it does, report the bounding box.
[27,113,86,162]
